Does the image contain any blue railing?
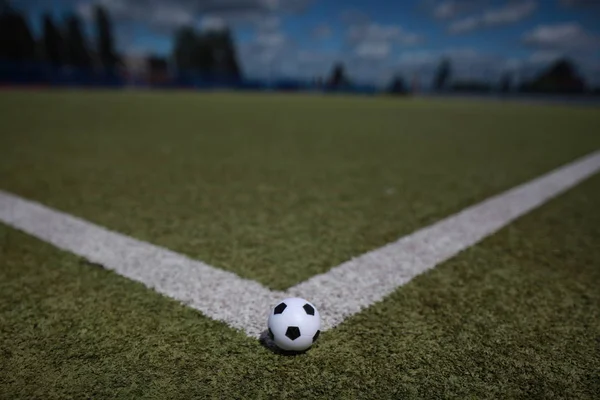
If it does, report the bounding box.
[0,59,379,95]
[0,59,123,87]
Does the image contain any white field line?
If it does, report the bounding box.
[289,150,600,330]
[1,150,600,338]
[0,191,284,337]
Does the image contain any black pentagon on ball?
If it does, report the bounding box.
[273,302,287,314]
[285,326,301,340]
[303,304,315,316]
[312,330,320,343]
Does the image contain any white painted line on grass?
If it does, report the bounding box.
[287,150,600,330]
[0,191,284,338]
[1,150,600,338]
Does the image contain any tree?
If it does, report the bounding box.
[210,28,241,81]
[173,26,198,72]
[0,4,36,61]
[42,13,63,66]
[521,58,586,94]
[95,5,117,70]
[0,0,10,13]
[498,72,512,93]
[223,30,242,80]
[65,14,91,68]
[173,26,243,80]
[433,57,451,91]
[192,33,215,74]
[387,74,409,95]
[327,62,349,89]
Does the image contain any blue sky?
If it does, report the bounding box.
[12,0,600,86]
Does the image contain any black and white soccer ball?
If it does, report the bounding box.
[267,297,321,352]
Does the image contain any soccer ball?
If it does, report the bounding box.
[267,297,321,352]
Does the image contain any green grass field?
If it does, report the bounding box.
[1,91,599,398]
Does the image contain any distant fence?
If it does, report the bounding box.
[0,59,379,95]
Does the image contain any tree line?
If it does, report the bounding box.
[172,26,241,80]
[383,55,597,96]
[0,0,117,70]
[0,0,242,80]
[428,56,596,95]
[0,0,594,94]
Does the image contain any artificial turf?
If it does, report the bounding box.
[1,91,599,290]
[1,91,600,398]
[1,149,599,399]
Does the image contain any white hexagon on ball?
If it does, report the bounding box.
[267,297,321,352]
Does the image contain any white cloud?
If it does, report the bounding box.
[448,1,537,34]
[296,50,338,65]
[354,42,391,60]
[448,16,480,33]
[150,4,196,27]
[199,16,227,32]
[76,0,311,32]
[434,1,463,19]
[482,1,537,25]
[347,24,422,45]
[77,2,95,22]
[397,50,438,68]
[522,22,600,50]
[241,42,341,80]
[329,13,426,82]
[345,22,423,63]
[337,10,425,64]
[428,0,489,20]
[78,0,194,31]
[238,20,294,78]
[255,31,286,48]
